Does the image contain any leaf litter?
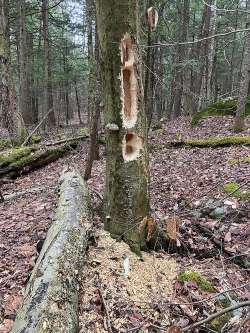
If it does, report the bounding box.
[0,116,249,332]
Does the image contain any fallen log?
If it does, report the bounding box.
[153,136,250,150]
[44,134,89,147]
[0,142,78,178]
[11,169,91,333]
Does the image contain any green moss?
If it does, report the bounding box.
[79,127,89,136]
[228,156,250,165]
[192,96,250,126]
[0,147,36,168]
[178,270,216,292]
[30,135,43,144]
[210,313,232,331]
[0,139,12,151]
[223,182,250,200]
[187,136,250,147]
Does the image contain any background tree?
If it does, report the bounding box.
[234,0,250,132]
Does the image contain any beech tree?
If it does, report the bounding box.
[96,0,150,253]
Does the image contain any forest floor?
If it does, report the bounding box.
[0,116,249,332]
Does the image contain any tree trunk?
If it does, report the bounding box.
[0,0,22,140]
[11,170,91,333]
[84,22,101,180]
[42,0,56,127]
[234,0,250,132]
[172,0,190,118]
[74,78,82,124]
[96,0,150,254]
[195,0,212,112]
[19,0,31,125]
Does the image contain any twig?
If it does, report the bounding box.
[141,28,250,48]
[182,301,250,332]
[98,284,113,333]
[22,109,53,146]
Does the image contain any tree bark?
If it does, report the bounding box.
[96,0,150,254]
[234,0,250,132]
[42,0,56,127]
[172,0,190,118]
[11,170,91,333]
[18,0,31,125]
[0,0,22,140]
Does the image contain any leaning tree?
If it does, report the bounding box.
[96,0,153,254]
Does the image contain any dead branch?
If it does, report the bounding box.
[183,301,250,332]
[21,109,53,146]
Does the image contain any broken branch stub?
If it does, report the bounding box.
[120,33,138,129]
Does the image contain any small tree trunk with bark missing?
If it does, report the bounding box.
[96,0,150,254]
[234,0,250,132]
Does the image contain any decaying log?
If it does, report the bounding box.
[0,142,78,178]
[44,134,89,147]
[11,170,91,333]
[152,136,250,150]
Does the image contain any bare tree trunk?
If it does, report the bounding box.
[42,0,56,127]
[234,0,250,132]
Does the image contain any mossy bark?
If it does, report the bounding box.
[96,0,150,253]
[11,170,91,333]
[0,142,79,178]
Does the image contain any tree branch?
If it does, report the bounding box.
[183,301,250,332]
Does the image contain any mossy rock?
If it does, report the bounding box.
[178,270,216,292]
[187,136,250,147]
[0,147,37,168]
[192,96,250,126]
[223,182,250,200]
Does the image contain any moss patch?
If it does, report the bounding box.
[0,139,12,151]
[79,127,89,137]
[228,156,250,165]
[0,147,37,168]
[210,313,232,331]
[223,182,250,200]
[192,96,250,126]
[178,270,215,292]
[30,135,43,144]
[187,136,250,147]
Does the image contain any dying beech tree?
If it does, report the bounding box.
[0,0,22,139]
[234,0,250,132]
[96,0,151,253]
